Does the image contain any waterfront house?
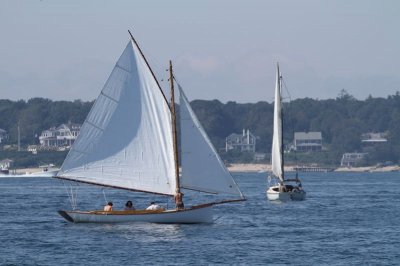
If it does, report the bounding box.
[340,152,368,167]
[361,132,388,146]
[39,123,81,149]
[294,132,322,152]
[0,159,13,171]
[225,129,256,152]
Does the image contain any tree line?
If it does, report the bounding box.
[1,91,399,166]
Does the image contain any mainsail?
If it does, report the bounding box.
[271,64,284,182]
[57,41,177,196]
[178,85,243,196]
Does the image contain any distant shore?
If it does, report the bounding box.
[4,164,400,176]
[227,163,400,173]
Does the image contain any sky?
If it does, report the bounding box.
[0,0,399,103]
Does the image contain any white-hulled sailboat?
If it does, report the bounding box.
[266,63,306,201]
[55,31,245,223]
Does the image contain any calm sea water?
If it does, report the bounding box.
[0,172,399,265]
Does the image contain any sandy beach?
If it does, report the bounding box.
[227,164,400,173]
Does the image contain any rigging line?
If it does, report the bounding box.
[281,77,298,166]
[102,189,108,205]
[62,180,77,210]
[281,77,293,102]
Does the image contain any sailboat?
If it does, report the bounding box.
[55,31,245,223]
[266,63,306,201]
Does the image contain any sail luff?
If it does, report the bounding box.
[128,30,170,108]
[271,63,284,182]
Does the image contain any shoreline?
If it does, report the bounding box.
[3,164,400,176]
[227,163,400,173]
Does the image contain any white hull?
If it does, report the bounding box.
[0,169,59,178]
[58,205,213,224]
[266,185,306,201]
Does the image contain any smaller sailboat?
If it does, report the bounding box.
[266,63,306,201]
[55,31,245,223]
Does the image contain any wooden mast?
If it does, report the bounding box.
[169,61,181,199]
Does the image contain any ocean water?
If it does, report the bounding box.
[0,172,399,265]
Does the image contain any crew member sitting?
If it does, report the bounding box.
[124,200,135,211]
[104,202,113,212]
[146,201,164,211]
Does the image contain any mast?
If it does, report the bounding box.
[278,63,285,181]
[17,122,21,152]
[169,60,181,196]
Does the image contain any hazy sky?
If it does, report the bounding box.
[1,0,399,103]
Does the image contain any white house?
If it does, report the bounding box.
[225,129,256,152]
[294,132,322,152]
[361,132,388,146]
[340,152,368,167]
[39,123,81,149]
[0,159,13,171]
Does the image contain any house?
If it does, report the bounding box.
[0,159,13,171]
[361,132,387,146]
[225,129,256,152]
[254,153,266,162]
[0,128,8,143]
[294,132,322,152]
[340,152,368,167]
[39,123,81,149]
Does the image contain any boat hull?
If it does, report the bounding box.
[266,187,291,201]
[58,205,213,224]
[290,190,306,201]
[266,186,306,201]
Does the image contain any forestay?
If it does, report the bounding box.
[178,85,243,196]
[57,41,176,196]
[271,64,284,182]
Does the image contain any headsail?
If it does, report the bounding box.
[178,85,243,197]
[271,63,284,182]
[57,41,177,196]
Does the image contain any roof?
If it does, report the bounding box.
[226,131,256,140]
[0,159,14,163]
[361,132,387,142]
[294,132,322,140]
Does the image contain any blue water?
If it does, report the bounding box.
[0,172,399,265]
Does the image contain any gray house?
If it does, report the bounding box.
[294,132,322,152]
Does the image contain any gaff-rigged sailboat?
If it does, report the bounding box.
[55,31,245,223]
[266,63,306,201]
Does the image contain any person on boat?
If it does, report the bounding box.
[104,202,113,211]
[124,200,135,211]
[174,192,184,210]
[146,202,164,211]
